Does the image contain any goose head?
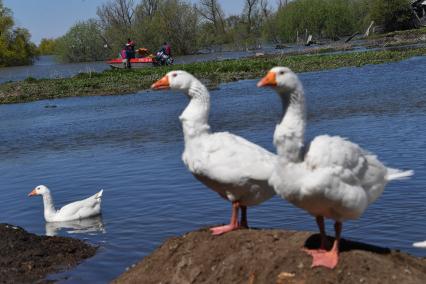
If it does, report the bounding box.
[28,185,50,197]
[257,66,302,96]
[151,70,198,94]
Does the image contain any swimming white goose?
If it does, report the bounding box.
[28,185,103,222]
[151,70,276,235]
[257,67,413,269]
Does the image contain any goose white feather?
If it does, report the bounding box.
[258,66,413,268]
[152,70,276,235]
[413,241,426,248]
[29,185,103,222]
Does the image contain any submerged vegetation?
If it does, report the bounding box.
[1,47,425,104]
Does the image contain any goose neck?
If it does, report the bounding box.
[274,88,306,163]
[42,192,57,220]
[179,81,211,140]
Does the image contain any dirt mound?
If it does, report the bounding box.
[114,228,426,284]
[0,223,96,284]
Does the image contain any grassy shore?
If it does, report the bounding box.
[1,47,426,104]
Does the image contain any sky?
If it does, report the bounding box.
[3,0,273,45]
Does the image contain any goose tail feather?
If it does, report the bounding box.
[386,168,414,181]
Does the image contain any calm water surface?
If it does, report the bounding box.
[0,51,263,84]
[0,43,340,84]
[0,57,425,283]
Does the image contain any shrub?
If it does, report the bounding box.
[54,19,110,63]
[0,0,37,66]
[275,0,359,43]
[369,0,415,32]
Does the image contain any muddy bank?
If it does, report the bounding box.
[114,228,426,284]
[0,223,96,284]
[368,29,426,48]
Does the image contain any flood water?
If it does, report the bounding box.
[0,51,263,84]
[0,57,425,283]
[0,43,345,84]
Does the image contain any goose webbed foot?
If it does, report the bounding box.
[210,201,243,236]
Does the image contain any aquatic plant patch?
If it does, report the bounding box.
[1,47,426,104]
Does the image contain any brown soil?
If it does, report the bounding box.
[0,223,97,284]
[114,228,426,284]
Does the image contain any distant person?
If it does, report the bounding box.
[127,38,136,58]
[125,44,132,68]
[121,46,129,68]
[155,42,173,66]
[164,42,171,57]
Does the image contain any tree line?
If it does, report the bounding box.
[0,0,419,65]
[51,0,419,63]
[0,0,37,67]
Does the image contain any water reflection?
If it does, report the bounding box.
[45,215,106,236]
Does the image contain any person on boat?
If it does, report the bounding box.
[163,42,172,57]
[127,38,135,47]
[155,42,173,66]
[125,43,135,68]
[127,38,136,58]
[121,46,130,69]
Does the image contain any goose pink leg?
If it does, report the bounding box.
[305,220,342,269]
[210,201,240,235]
[303,216,329,254]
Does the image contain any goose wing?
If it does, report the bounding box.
[184,132,276,186]
[57,190,103,220]
[305,135,387,204]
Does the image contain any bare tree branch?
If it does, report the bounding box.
[195,0,225,34]
[135,0,160,19]
[243,0,259,34]
[97,0,135,29]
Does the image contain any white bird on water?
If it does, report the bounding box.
[28,185,103,222]
[258,66,413,269]
[151,70,276,235]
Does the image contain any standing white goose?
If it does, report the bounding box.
[28,185,103,222]
[257,67,413,269]
[151,70,276,235]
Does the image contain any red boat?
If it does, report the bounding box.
[107,57,154,69]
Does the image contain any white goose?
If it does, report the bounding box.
[151,70,276,235]
[28,185,103,222]
[258,67,413,269]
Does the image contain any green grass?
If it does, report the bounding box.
[1,47,426,104]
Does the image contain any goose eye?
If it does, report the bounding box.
[172,73,177,77]
[279,71,285,75]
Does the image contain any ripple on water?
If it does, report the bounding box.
[1,57,426,283]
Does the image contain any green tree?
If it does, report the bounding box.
[97,0,136,55]
[55,19,110,63]
[274,0,361,43]
[38,38,57,55]
[0,0,37,66]
[369,0,414,32]
[133,0,199,55]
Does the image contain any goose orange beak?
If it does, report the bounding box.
[151,75,170,90]
[28,189,37,197]
[257,71,277,87]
